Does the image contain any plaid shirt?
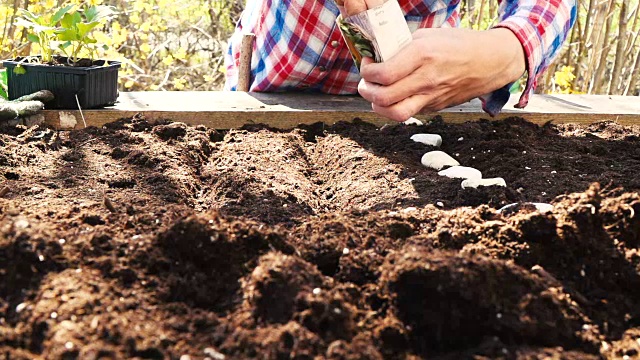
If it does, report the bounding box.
[224,0,577,115]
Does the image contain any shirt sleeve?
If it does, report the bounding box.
[493,0,577,109]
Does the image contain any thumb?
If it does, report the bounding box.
[360,57,375,66]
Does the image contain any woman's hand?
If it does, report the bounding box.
[357,27,526,122]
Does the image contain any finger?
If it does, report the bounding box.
[344,0,367,15]
[358,72,427,107]
[365,0,384,8]
[357,79,381,103]
[360,56,374,66]
[371,94,440,122]
[359,45,423,85]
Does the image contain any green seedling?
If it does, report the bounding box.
[15,4,117,66]
[0,69,7,100]
[56,5,117,63]
[15,5,74,64]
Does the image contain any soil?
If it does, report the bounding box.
[1,115,640,359]
[11,56,101,68]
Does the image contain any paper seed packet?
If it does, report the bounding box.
[336,0,412,69]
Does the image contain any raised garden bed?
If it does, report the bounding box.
[1,116,639,359]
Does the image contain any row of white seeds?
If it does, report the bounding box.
[411,133,506,189]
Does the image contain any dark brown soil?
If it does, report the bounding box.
[12,56,101,68]
[1,116,640,359]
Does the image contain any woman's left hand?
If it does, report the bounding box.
[357,27,526,122]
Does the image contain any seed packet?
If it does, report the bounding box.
[336,0,412,69]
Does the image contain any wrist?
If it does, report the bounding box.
[482,28,526,86]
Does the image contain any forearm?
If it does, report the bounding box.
[494,0,578,107]
[477,28,526,92]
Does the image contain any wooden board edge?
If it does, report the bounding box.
[42,109,640,130]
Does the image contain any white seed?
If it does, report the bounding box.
[59,238,66,244]
[498,203,553,213]
[498,203,554,213]
[461,178,507,189]
[15,303,27,313]
[498,202,553,213]
[421,151,459,170]
[525,166,531,170]
[403,117,423,126]
[551,170,557,174]
[410,134,442,147]
[312,288,321,295]
[204,347,225,360]
[90,316,99,329]
[14,219,30,229]
[457,137,464,141]
[65,342,74,350]
[436,201,444,207]
[437,166,482,180]
[532,203,553,213]
[342,248,350,255]
[50,312,58,319]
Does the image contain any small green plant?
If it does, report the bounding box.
[15,4,117,65]
[15,5,73,64]
[57,5,117,63]
[0,69,7,100]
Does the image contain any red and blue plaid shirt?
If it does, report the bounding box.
[224,0,577,115]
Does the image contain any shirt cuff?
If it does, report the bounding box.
[478,84,512,117]
[493,18,544,109]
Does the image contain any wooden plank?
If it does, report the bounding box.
[42,91,640,130]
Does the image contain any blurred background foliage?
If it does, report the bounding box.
[1,0,241,92]
[461,0,640,95]
[1,0,639,96]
